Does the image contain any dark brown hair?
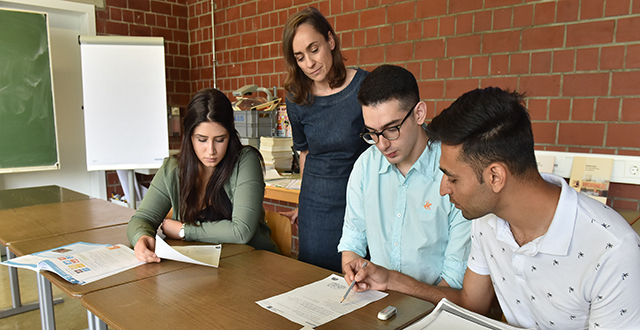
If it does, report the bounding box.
[282,7,346,105]
[177,88,262,224]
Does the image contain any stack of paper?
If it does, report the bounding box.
[260,137,293,172]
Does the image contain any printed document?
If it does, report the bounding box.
[256,274,388,328]
[1,242,144,285]
[154,234,221,267]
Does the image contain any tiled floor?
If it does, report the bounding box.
[0,266,89,330]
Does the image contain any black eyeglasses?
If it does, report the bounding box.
[360,102,418,145]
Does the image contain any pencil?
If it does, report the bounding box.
[340,261,368,303]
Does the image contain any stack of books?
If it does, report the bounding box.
[260,137,293,172]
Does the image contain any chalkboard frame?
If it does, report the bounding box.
[0,8,60,173]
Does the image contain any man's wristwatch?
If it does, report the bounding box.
[178,223,185,240]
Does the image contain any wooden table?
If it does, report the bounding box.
[0,185,89,211]
[264,185,299,204]
[82,250,434,330]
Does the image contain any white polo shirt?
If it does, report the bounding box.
[467,173,640,330]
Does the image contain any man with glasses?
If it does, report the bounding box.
[339,65,471,290]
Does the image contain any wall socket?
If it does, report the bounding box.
[534,151,640,185]
[625,161,640,177]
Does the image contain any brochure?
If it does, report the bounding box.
[405,298,532,330]
[1,242,144,285]
[154,235,221,267]
[569,157,614,203]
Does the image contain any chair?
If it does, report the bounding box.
[264,211,292,257]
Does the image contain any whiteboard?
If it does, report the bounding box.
[79,36,169,171]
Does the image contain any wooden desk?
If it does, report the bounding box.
[0,185,89,210]
[82,250,434,330]
[264,185,299,204]
[9,225,255,299]
[0,198,134,246]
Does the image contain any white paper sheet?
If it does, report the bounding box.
[154,235,221,267]
[256,274,388,328]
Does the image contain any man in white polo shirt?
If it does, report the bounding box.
[346,87,640,329]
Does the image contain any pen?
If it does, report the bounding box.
[340,261,368,303]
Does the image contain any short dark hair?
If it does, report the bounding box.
[357,65,419,112]
[426,87,537,182]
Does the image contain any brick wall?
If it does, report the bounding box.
[98,0,640,213]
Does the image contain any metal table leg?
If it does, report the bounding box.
[36,272,56,330]
[0,246,41,318]
[87,310,107,330]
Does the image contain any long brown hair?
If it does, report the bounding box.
[177,88,262,224]
[282,7,347,105]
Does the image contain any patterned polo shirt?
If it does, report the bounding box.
[467,173,640,330]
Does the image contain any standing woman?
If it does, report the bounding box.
[128,88,276,262]
[282,7,369,272]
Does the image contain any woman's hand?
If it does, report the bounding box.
[161,218,183,239]
[280,208,299,225]
[133,235,160,263]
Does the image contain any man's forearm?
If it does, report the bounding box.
[387,269,463,306]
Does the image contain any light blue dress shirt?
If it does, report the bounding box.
[338,141,471,289]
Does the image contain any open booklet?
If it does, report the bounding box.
[405,298,533,330]
[0,242,144,285]
[154,234,221,267]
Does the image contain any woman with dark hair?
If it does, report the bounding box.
[282,7,368,272]
[128,88,276,262]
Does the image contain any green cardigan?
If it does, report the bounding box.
[127,148,276,252]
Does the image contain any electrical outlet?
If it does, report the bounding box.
[624,161,640,178]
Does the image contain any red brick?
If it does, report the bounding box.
[571,98,595,121]
[416,0,447,18]
[558,123,605,146]
[423,18,438,38]
[393,23,408,43]
[418,80,445,99]
[445,79,479,98]
[634,0,640,14]
[490,54,509,75]
[366,27,378,45]
[607,124,640,148]
[359,45,385,64]
[510,53,530,74]
[621,98,640,121]
[494,8,512,30]
[456,13,473,34]
[522,26,565,50]
[241,31,256,47]
[415,39,445,59]
[601,46,625,70]
[449,0,483,14]
[151,1,172,15]
[474,10,492,32]
[580,0,605,19]
[380,25,393,43]
[553,49,575,72]
[131,24,151,36]
[519,75,561,97]
[482,31,520,54]
[611,200,639,212]
[549,98,571,120]
[388,2,414,23]
[576,48,599,71]
[387,42,414,62]
[532,122,556,144]
[353,30,365,47]
[513,4,533,28]
[361,7,386,28]
[226,6,240,21]
[421,60,437,79]
[563,73,610,96]
[129,0,150,11]
[528,98,550,120]
[479,77,518,91]
[447,35,481,57]
[406,62,420,80]
[557,0,579,22]
[618,16,640,42]
[453,58,471,77]
[471,56,490,76]
[626,44,640,68]
[408,21,422,40]
[106,21,128,35]
[335,12,359,31]
[595,98,621,121]
[605,0,631,16]
[485,0,521,7]
[566,21,614,47]
[439,16,455,36]
[437,59,453,78]
[533,1,555,25]
[609,182,640,200]
[531,51,552,73]
[612,71,640,95]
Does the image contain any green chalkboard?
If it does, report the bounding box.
[0,9,58,172]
